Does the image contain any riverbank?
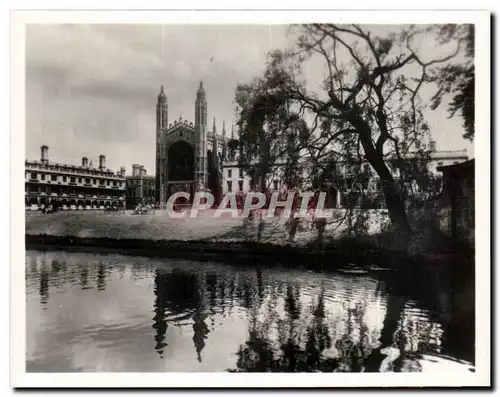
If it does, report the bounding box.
[26,233,411,271]
[25,211,411,269]
[25,211,472,272]
[25,209,390,246]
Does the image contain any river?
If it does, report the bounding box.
[25,249,475,373]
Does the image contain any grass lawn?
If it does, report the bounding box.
[25,210,300,245]
[25,209,396,248]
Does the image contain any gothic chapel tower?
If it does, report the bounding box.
[156,85,168,203]
[194,81,208,191]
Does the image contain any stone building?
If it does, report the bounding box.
[155,82,235,204]
[25,145,126,210]
[437,159,475,247]
[125,164,156,209]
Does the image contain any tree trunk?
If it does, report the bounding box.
[381,180,413,236]
[354,121,413,238]
[362,161,412,237]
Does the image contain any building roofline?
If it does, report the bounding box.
[437,158,475,173]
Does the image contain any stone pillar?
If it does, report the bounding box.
[194,81,208,192]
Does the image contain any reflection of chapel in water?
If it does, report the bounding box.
[155,82,238,204]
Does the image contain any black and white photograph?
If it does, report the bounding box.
[10,9,490,388]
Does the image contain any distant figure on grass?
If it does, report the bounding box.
[134,203,153,215]
[40,204,57,214]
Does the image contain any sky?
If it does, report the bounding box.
[25,24,474,174]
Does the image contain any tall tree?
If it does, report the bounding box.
[234,24,465,238]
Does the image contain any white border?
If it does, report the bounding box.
[10,9,491,388]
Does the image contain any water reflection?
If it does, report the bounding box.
[25,250,475,373]
[97,262,106,291]
[152,271,169,357]
[39,266,49,305]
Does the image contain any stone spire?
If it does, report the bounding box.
[222,121,227,162]
[197,81,206,98]
[212,118,218,163]
[156,85,168,203]
[158,85,167,102]
[195,81,208,191]
[211,118,222,202]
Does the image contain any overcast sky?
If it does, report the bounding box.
[26,24,474,174]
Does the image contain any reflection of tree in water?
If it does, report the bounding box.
[231,288,343,372]
[206,272,218,324]
[80,266,89,289]
[51,259,64,274]
[364,283,407,372]
[39,266,49,305]
[298,289,335,372]
[237,277,255,311]
[96,262,107,291]
[228,281,425,373]
[29,258,37,276]
[233,269,266,313]
[333,302,370,372]
[256,267,264,306]
[285,284,301,321]
[364,273,471,372]
[439,260,475,365]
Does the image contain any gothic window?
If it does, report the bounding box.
[273,180,278,190]
[227,181,232,192]
[51,175,57,181]
[238,181,244,192]
[228,169,232,178]
[168,141,194,181]
[239,169,244,178]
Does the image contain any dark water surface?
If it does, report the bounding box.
[26,250,475,373]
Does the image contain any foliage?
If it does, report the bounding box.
[234,24,466,237]
[428,24,475,141]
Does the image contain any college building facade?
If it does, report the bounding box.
[25,145,126,210]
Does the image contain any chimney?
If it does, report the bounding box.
[132,164,139,177]
[119,166,126,177]
[82,157,88,167]
[99,154,106,170]
[40,145,49,164]
[139,166,146,177]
